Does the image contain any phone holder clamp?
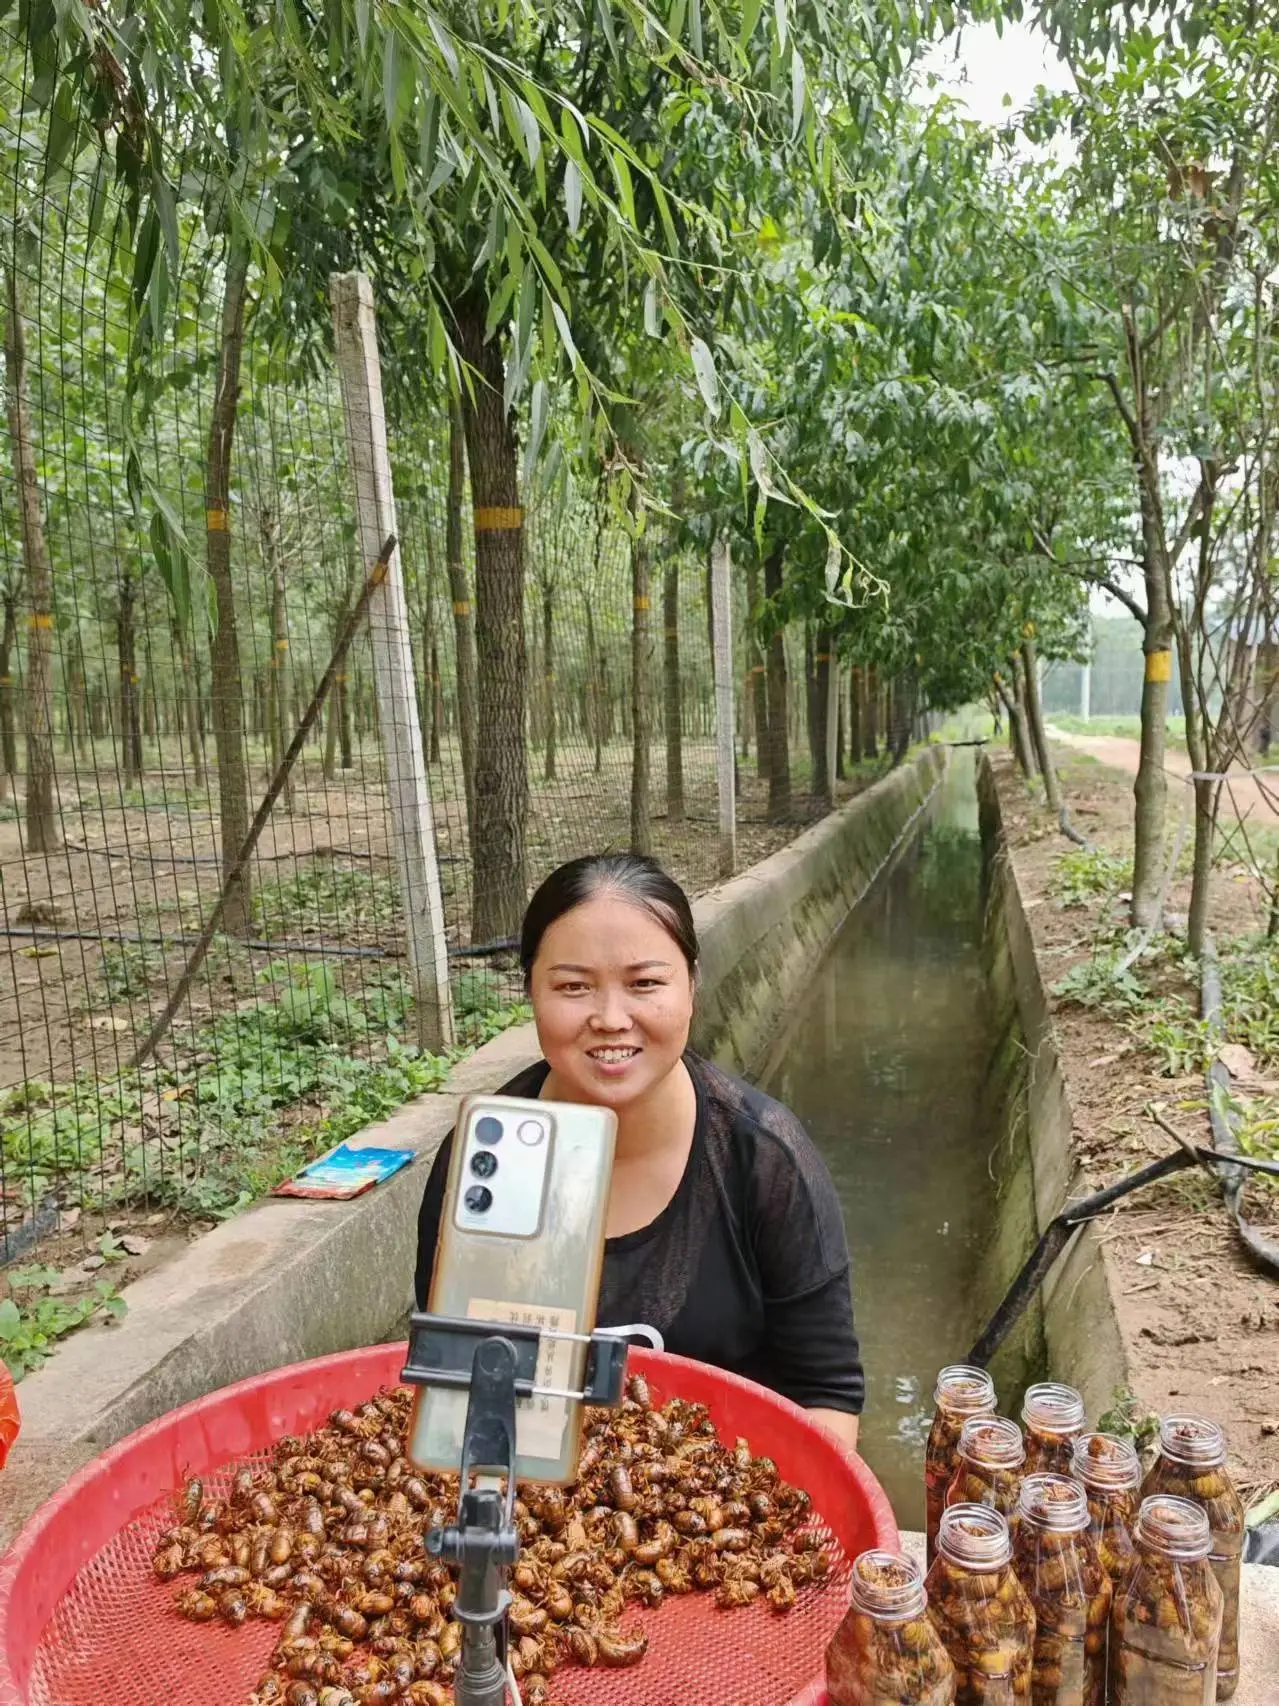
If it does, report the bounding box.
[401,1313,659,1706]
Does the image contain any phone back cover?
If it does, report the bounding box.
[410,1093,616,1483]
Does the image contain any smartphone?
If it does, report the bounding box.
[406,1092,617,1485]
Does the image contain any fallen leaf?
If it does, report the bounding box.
[1135,1250,1156,1267]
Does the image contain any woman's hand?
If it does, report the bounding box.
[808,1407,859,1452]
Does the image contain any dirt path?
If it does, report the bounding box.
[1046,724,1279,824]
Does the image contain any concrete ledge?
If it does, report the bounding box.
[975,756,1130,1420]
[3,753,945,1543]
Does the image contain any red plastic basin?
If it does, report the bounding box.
[0,1344,896,1704]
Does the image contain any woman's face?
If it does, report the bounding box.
[529,893,695,1109]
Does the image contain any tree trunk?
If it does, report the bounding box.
[1130,392,1175,931]
[0,588,16,803]
[542,575,557,783]
[663,558,683,821]
[71,627,90,762]
[4,266,57,851]
[745,552,769,780]
[429,639,442,764]
[205,236,252,931]
[835,666,846,780]
[1021,638,1061,811]
[864,666,879,759]
[763,544,791,821]
[848,665,863,764]
[812,627,832,804]
[1000,673,1037,779]
[446,395,478,832]
[1187,776,1217,955]
[890,672,915,765]
[584,595,603,775]
[455,293,528,941]
[117,571,144,785]
[263,510,292,811]
[174,618,204,786]
[630,515,652,855]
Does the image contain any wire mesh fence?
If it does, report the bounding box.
[0,32,857,1307]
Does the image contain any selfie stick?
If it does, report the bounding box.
[402,1313,660,1706]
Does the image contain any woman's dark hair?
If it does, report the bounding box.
[520,854,699,985]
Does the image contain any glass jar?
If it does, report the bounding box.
[925,1367,998,1565]
[1140,1417,1243,1701]
[1012,1474,1111,1706]
[944,1416,1026,1540]
[1111,1494,1223,1706]
[825,1550,957,1705]
[926,1505,1035,1704]
[1020,1384,1086,1477]
[1071,1432,1140,1588]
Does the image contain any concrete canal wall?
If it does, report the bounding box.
[972,754,1130,1419]
[3,747,946,1540]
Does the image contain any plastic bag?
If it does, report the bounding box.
[0,1361,19,1469]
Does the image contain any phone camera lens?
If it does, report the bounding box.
[474,1115,503,1145]
[517,1118,546,1147]
[470,1149,498,1180]
[464,1184,493,1214]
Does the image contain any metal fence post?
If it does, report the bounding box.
[330,272,455,1051]
[710,537,736,879]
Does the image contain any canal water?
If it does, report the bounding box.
[760,753,1004,1528]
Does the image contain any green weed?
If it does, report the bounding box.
[0,1266,126,1381]
[1053,952,1149,1016]
[1048,847,1131,909]
[94,942,161,1004]
[252,864,399,938]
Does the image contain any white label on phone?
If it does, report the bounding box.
[468,1297,576,1461]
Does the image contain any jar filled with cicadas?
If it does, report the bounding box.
[925,1504,1035,1705]
[1020,1384,1086,1478]
[1140,1417,1243,1700]
[925,1367,998,1564]
[825,1550,957,1706]
[1012,1474,1110,1706]
[1111,1494,1223,1706]
[1070,1432,1141,1589]
[944,1416,1026,1541]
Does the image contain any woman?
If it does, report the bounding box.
[415,854,864,1449]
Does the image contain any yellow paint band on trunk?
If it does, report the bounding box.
[1145,649,1173,683]
[473,506,523,531]
[452,601,472,616]
[27,613,53,629]
[206,507,228,531]
[633,596,650,612]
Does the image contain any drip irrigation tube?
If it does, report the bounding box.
[0,924,518,962]
[967,1134,1279,1367]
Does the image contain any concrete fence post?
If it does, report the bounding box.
[330,272,454,1051]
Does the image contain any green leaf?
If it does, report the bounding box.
[565,158,583,236]
[0,1299,19,1340]
[791,49,807,139]
[523,378,549,482]
[644,278,661,337]
[690,336,720,418]
[150,508,192,630]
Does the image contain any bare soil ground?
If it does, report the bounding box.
[993,743,1279,1502]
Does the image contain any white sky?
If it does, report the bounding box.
[916,21,1075,126]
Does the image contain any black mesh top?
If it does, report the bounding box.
[414,1051,864,1415]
